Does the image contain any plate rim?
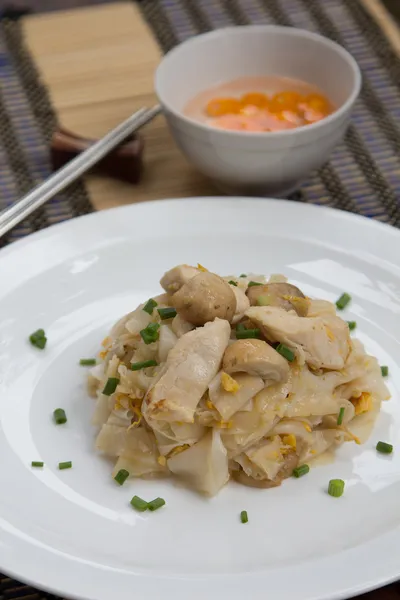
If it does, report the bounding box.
[1,196,399,262]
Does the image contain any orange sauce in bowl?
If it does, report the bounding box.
[184,76,334,132]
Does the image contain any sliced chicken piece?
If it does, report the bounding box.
[144,318,231,423]
[231,285,250,324]
[208,371,264,420]
[172,272,237,326]
[160,264,199,293]
[307,299,337,318]
[223,338,289,382]
[246,306,350,370]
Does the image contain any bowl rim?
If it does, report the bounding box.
[155,25,362,139]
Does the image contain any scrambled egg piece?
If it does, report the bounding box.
[157,455,167,466]
[197,263,208,272]
[282,434,297,450]
[221,372,241,393]
[127,406,142,430]
[351,392,372,415]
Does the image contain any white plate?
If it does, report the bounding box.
[0,198,400,600]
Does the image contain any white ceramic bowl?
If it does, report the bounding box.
[155,26,361,197]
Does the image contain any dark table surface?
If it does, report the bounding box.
[0,0,399,21]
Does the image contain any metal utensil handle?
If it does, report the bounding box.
[0,105,161,238]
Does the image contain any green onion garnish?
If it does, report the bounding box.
[143,298,158,315]
[236,328,261,340]
[147,497,166,512]
[130,495,149,512]
[239,274,247,278]
[328,479,345,497]
[275,343,295,362]
[336,293,351,310]
[29,329,47,349]
[131,359,157,371]
[228,280,238,286]
[140,322,160,345]
[102,377,119,396]
[114,469,129,485]
[376,441,393,454]
[347,321,357,331]
[293,464,310,478]
[248,281,263,287]
[337,407,345,426]
[31,461,44,468]
[236,323,246,332]
[58,461,72,470]
[79,358,97,366]
[53,408,67,425]
[381,365,389,377]
[240,510,248,524]
[157,307,177,320]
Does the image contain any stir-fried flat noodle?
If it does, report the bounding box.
[89,265,390,496]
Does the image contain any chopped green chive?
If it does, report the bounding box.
[131,359,157,371]
[114,469,129,485]
[328,479,345,497]
[236,323,246,332]
[336,293,351,310]
[228,280,238,286]
[79,358,97,366]
[240,510,248,524]
[376,441,393,454]
[236,328,261,340]
[293,464,310,478]
[275,343,295,362]
[102,377,119,396]
[147,497,166,512]
[29,329,47,349]
[31,461,44,468]
[347,321,357,331]
[58,461,72,470]
[337,407,345,426]
[140,322,160,345]
[381,365,389,377]
[248,281,263,287]
[239,274,247,278]
[130,495,149,512]
[157,307,177,320]
[143,298,158,315]
[53,408,67,425]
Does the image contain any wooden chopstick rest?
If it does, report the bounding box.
[51,128,144,184]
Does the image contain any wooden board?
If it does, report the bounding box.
[22,2,217,210]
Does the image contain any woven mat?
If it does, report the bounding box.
[1,1,400,599]
[0,17,93,248]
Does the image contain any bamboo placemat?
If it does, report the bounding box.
[20,0,400,224]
